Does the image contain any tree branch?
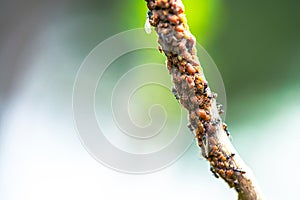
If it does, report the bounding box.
[144,0,263,199]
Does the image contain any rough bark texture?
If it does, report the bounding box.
[144,0,263,199]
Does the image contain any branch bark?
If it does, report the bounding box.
[144,0,263,199]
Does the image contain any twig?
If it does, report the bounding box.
[144,0,263,199]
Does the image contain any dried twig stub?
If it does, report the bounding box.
[144,0,264,199]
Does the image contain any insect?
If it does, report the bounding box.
[217,103,224,115]
[233,168,246,174]
[144,10,152,34]
[187,123,194,132]
[202,133,209,158]
[234,180,240,192]
[172,87,179,100]
[203,82,208,96]
[210,167,219,178]
[223,122,231,138]
[212,119,221,126]
[147,10,153,18]
[226,153,235,160]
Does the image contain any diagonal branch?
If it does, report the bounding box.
[144,0,263,199]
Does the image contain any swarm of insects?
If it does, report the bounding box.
[144,0,263,199]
